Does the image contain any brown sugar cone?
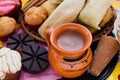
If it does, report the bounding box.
[90,35,120,76]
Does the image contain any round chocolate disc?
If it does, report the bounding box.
[22,44,48,74]
[7,33,35,50]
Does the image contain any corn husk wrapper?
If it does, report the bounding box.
[38,0,86,38]
[79,0,112,30]
[50,0,63,4]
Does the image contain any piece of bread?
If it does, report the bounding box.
[0,16,16,37]
[0,0,21,20]
[24,6,48,26]
[0,47,22,80]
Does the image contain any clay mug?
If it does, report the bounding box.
[45,23,93,78]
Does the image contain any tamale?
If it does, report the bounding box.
[79,0,112,30]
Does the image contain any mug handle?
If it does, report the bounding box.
[44,26,55,47]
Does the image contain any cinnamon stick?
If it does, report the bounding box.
[35,0,46,6]
[23,0,39,12]
[22,0,33,10]
[22,0,46,13]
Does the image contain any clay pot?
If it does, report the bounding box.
[45,23,93,78]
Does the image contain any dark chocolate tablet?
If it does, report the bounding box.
[7,33,35,50]
[22,44,48,74]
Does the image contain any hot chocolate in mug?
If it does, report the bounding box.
[45,23,93,78]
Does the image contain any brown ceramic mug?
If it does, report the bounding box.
[45,23,92,78]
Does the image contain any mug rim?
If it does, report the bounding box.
[50,23,92,58]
